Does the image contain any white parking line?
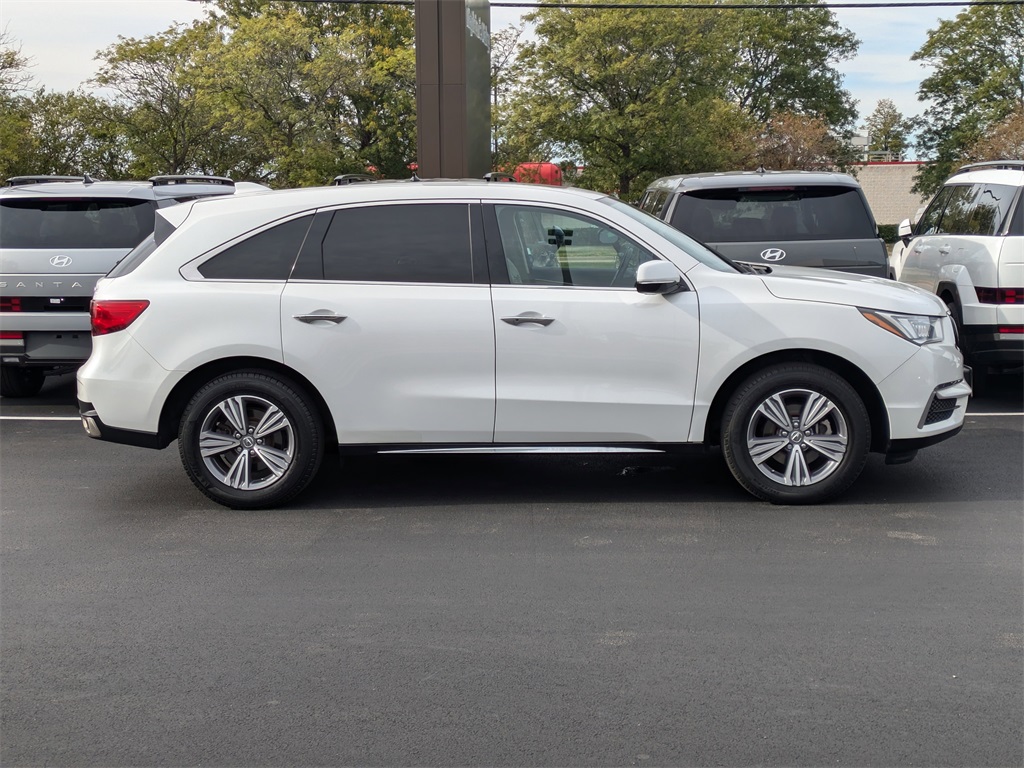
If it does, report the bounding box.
[1,416,81,421]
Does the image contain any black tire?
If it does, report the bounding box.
[721,363,870,504]
[0,367,46,398]
[179,370,324,509]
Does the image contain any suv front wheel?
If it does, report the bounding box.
[179,371,325,509]
[721,363,870,504]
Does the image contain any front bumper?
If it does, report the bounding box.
[876,333,971,450]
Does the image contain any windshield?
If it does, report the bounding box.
[0,198,155,249]
[599,197,737,272]
[669,186,876,242]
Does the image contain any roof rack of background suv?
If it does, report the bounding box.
[953,160,1024,175]
[148,175,235,187]
[331,174,376,186]
[5,175,85,186]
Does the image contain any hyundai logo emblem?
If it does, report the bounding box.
[760,248,786,262]
[50,255,73,268]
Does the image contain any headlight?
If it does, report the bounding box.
[859,308,944,345]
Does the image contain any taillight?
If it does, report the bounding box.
[90,300,150,336]
[976,287,1023,304]
[0,331,23,340]
[997,326,1023,334]
[0,297,22,312]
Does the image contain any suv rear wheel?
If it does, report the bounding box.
[0,367,45,398]
[721,363,870,504]
[179,371,324,509]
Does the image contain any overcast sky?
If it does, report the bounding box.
[2,0,957,131]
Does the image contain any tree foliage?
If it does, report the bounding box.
[965,106,1024,161]
[911,4,1024,194]
[504,2,754,199]
[724,0,858,129]
[500,0,858,199]
[754,111,859,171]
[92,22,225,177]
[3,1,860,192]
[862,99,913,160]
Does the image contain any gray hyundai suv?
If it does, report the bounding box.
[638,170,889,277]
[0,175,258,397]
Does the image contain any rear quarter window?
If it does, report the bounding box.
[198,215,313,280]
[669,186,876,242]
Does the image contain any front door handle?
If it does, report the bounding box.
[502,315,555,327]
[294,312,347,324]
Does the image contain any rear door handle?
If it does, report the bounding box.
[502,315,555,327]
[294,312,347,324]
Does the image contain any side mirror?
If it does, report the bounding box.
[897,218,913,245]
[635,260,686,295]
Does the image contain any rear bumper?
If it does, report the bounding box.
[78,400,165,449]
[961,324,1024,367]
[0,330,91,367]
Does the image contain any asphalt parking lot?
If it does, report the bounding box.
[2,372,1022,767]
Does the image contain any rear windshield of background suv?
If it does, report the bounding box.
[0,198,155,249]
[670,186,875,243]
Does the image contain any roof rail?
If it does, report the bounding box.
[149,175,235,187]
[483,172,516,182]
[331,173,375,186]
[5,175,85,186]
[953,160,1024,175]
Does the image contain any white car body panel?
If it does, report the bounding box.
[491,284,699,443]
[281,281,496,444]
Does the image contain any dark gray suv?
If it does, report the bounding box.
[0,175,261,397]
[638,170,888,277]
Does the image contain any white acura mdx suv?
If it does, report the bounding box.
[78,181,970,508]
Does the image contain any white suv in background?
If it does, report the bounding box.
[78,181,969,509]
[896,161,1023,377]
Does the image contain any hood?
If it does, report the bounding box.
[760,265,946,315]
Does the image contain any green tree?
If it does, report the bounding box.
[911,4,1024,194]
[506,2,749,199]
[197,8,366,186]
[754,111,859,171]
[206,0,417,179]
[966,106,1024,161]
[725,0,859,129]
[22,89,132,178]
[0,26,33,99]
[862,98,914,160]
[490,23,531,168]
[92,22,230,176]
[0,27,34,179]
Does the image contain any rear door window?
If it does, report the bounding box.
[321,204,474,284]
[0,198,155,249]
[669,186,876,242]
